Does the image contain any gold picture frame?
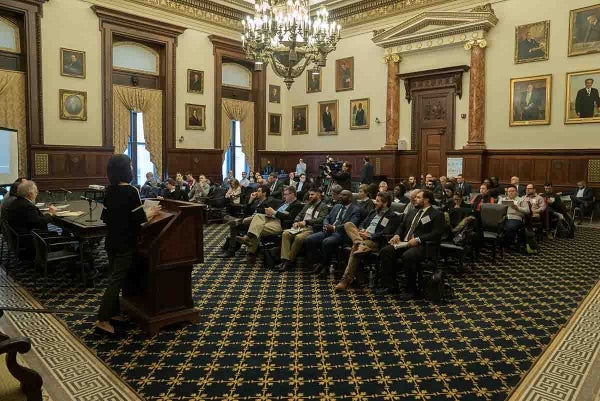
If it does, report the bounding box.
[185,103,206,130]
[291,105,308,135]
[59,89,87,121]
[565,69,600,124]
[306,69,322,93]
[269,85,281,103]
[60,48,86,79]
[514,21,550,64]
[268,113,282,135]
[509,75,551,126]
[187,69,204,94]
[568,4,600,57]
[335,57,354,92]
[350,98,370,130]
[318,100,339,135]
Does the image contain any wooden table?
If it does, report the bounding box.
[50,200,107,240]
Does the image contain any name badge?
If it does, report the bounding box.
[420,215,431,225]
[381,217,389,227]
[314,211,319,218]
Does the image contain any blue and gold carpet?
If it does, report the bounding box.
[4,225,600,401]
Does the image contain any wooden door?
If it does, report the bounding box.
[413,89,454,178]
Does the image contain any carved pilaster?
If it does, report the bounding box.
[464,39,487,149]
[382,54,401,150]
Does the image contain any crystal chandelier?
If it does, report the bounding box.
[241,0,341,89]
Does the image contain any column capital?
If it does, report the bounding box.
[464,38,488,50]
[382,53,402,64]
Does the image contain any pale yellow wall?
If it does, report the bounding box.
[175,29,215,149]
[485,0,600,149]
[41,0,102,146]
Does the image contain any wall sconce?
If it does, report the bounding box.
[374,117,381,124]
[461,113,467,119]
[178,136,184,143]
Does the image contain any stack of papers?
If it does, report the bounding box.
[55,211,85,217]
[393,241,409,249]
[143,199,160,211]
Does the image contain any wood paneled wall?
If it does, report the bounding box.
[166,148,223,184]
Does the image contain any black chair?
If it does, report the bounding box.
[480,204,508,261]
[390,202,407,214]
[440,215,477,272]
[1,221,32,273]
[31,229,83,285]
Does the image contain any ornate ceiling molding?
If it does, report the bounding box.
[372,3,498,54]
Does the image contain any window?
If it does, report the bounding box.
[112,41,159,76]
[0,16,20,53]
[124,112,155,185]
[222,121,248,180]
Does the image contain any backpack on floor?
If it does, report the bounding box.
[424,269,454,303]
[263,246,281,270]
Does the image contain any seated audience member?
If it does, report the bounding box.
[511,176,526,196]
[543,183,575,236]
[407,176,418,191]
[296,173,309,201]
[521,184,546,220]
[237,186,303,263]
[425,180,442,205]
[498,185,534,252]
[404,189,420,215]
[441,184,455,205]
[222,170,235,189]
[175,173,188,193]
[366,183,379,201]
[267,172,285,199]
[263,160,274,175]
[248,171,255,183]
[160,178,188,201]
[455,174,472,197]
[393,184,409,204]
[330,162,352,191]
[186,174,201,202]
[0,177,27,221]
[419,173,434,189]
[356,184,375,218]
[239,172,250,188]
[446,191,469,211]
[225,179,242,204]
[221,185,281,257]
[286,172,297,188]
[439,176,448,188]
[277,188,328,272]
[327,184,343,207]
[254,172,262,182]
[377,190,445,298]
[488,176,503,198]
[561,181,593,224]
[446,191,471,227]
[256,176,265,185]
[304,190,362,275]
[3,180,57,252]
[378,181,389,194]
[295,158,307,176]
[140,172,162,197]
[471,183,495,211]
[335,191,399,291]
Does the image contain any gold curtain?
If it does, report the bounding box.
[0,70,27,177]
[112,85,163,176]
[221,98,255,169]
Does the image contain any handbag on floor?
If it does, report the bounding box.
[263,246,281,270]
[424,269,454,303]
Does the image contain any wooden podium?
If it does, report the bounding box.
[121,199,206,335]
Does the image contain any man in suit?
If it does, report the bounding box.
[189,72,202,92]
[354,103,366,126]
[304,190,362,275]
[237,186,304,263]
[519,84,541,121]
[561,181,594,224]
[267,172,285,199]
[455,174,471,198]
[293,112,306,131]
[277,188,328,271]
[510,176,526,196]
[335,191,400,291]
[340,61,351,89]
[221,185,282,257]
[575,78,600,118]
[308,73,320,92]
[189,109,202,127]
[286,172,297,188]
[160,178,188,201]
[270,114,280,134]
[377,190,445,299]
[517,30,545,60]
[295,173,308,201]
[322,106,334,132]
[63,53,83,76]
[360,156,374,185]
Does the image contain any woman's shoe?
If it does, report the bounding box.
[526,244,538,254]
[95,321,115,335]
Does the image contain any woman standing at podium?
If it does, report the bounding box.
[95,154,158,334]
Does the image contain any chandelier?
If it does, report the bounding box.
[241,0,341,89]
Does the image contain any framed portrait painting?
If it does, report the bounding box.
[306,70,321,93]
[185,103,206,130]
[318,100,338,135]
[269,85,281,103]
[292,105,308,135]
[509,75,552,126]
[569,4,600,57]
[335,57,353,92]
[187,69,204,94]
[565,69,600,124]
[60,48,85,78]
[514,21,549,64]
[59,89,87,121]
[350,98,369,129]
[269,113,282,135]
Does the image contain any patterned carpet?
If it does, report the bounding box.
[3,224,600,401]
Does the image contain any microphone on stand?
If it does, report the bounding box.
[80,196,97,222]
[60,188,73,194]
[80,196,94,202]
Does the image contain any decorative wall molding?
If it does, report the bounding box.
[398,65,469,103]
[372,4,498,53]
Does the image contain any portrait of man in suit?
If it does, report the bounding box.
[269,113,281,135]
[292,106,308,135]
[350,98,369,129]
[318,100,338,135]
[510,76,551,126]
[336,57,353,91]
[61,49,85,78]
[269,85,281,103]
[515,21,549,64]
[188,69,204,93]
[185,104,206,130]
[307,71,321,93]
[569,5,600,56]
[566,70,600,123]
